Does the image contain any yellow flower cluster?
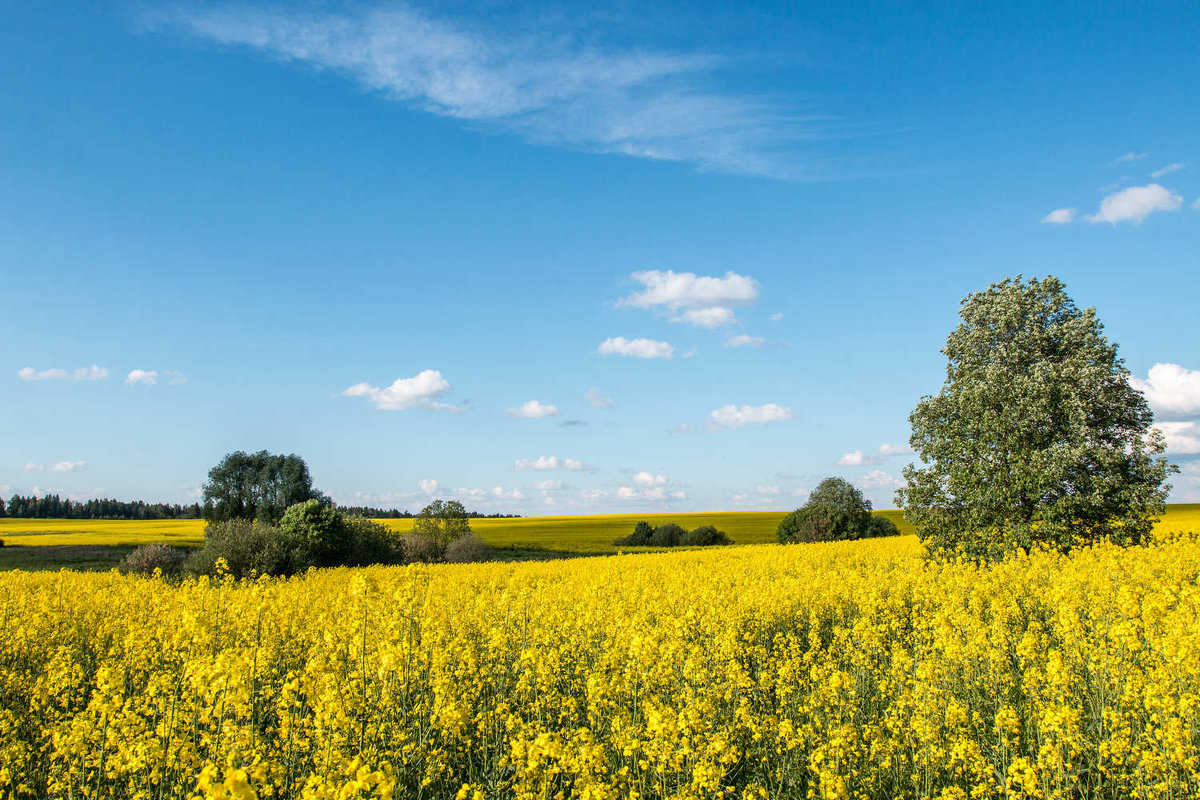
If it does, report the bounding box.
[2,535,1198,799]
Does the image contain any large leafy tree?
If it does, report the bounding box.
[202,450,325,524]
[777,477,899,543]
[410,499,472,547]
[898,276,1173,559]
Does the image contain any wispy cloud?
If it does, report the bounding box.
[1113,151,1148,163]
[24,461,87,473]
[618,270,760,328]
[1041,207,1076,224]
[514,455,591,471]
[341,369,466,412]
[707,403,793,429]
[126,369,159,385]
[1151,163,1185,178]
[146,5,834,179]
[878,442,913,457]
[17,365,108,382]
[724,333,765,348]
[597,336,674,359]
[1087,183,1183,224]
[585,387,613,408]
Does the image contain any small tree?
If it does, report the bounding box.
[649,523,687,547]
[777,477,885,544]
[202,450,325,524]
[279,500,349,566]
[411,499,472,547]
[682,525,732,546]
[898,275,1173,560]
[615,520,655,546]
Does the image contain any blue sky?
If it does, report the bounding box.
[3,1,1199,513]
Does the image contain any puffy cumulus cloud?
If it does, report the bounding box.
[1087,183,1183,224]
[1041,208,1076,224]
[619,270,760,328]
[126,369,159,385]
[491,486,524,500]
[514,456,590,471]
[724,334,765,348]
[1151,163,1185,178]
[17,365,108,382]
[580,488,608,501]
[532,479,563,491]
[878,443,914,457]
[616,485,686,502]
[860,469,904,490]
[837,450,878,467]
[597,337,674,359]
[633,471,667,488]
[707,403,793,430]
[1130,363,1200,418]
[504,399,559,419]
[585,387,613,408]
[341,369,466,412]
[418,478,440,495]
[52,460,87,472]
[1155,421,1200,454]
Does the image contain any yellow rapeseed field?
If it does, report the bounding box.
[3,533,1199,799]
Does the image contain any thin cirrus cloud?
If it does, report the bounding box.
[514,456,591,471]
[17,365,108,382]
[24,461,87,473]
[585,387,613,408]
[707,403,793,429]
[145,5,834,180]
[1150,163,1185,179]
[504,399,559,419]
[724,333,765,348]
[618,270,760,328]
[598,337,674,359]
[341,369,466,412]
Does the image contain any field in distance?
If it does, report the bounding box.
[2,506,1198,570]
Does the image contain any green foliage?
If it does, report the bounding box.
[186,519,309,578]
[681,525,732,546]
[865,514,902,539]
[279,500,349,566]
[119,544,187,577]
[342,516,401,567]
[648,523,687,547]
[202,451,324,524]
[777,477,882,544]
[411,500,472,547]
[614,520,655,546]
[899,275,1174,560]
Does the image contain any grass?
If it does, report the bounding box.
[1,505,1194,571]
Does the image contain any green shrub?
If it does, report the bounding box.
[187,519,310,578]
[119,544,187,577]
[776,505,843,544]
[444,533,490,563]
[866,514,901,538]
[279,500,349,566]
[682,525,732,546]
[614,520,655,546]
[343,515,402,566]
[649,523,687,547]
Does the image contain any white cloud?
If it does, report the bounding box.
[581,488,608,501]
[670,423,695,434]
[52,460,86,472]
[769,313,783,322]
[585,387,613,408]
[149,6,828,179]
[505,399,559,419]
[837,450,877,467]
[1114,151,1148,163]
[1131,363,1200,417]
[708,403,793,429]
[491,486,524,500]
[126,369,159,385]
[860,469,903,490]
[616,485,685,502]
[166,370,189,385]
[597,337,674,359]
[1151,163,1185,178]
[878,443,913,457]
[23,463,44,472]
[619,270,760,328]
[514,455,590,471]
[756,485,781,495]
[341,369,466,412]
[633,471,667,487]
[17,365,108,382]
[1155,421,1200,454]
[1087,183,1183,224]
[724,333,765,348]
[418,478,439,495]
[1041,208,1076,224]
[532,479,563,491]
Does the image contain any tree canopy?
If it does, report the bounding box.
[410,500,472,547]
[777,477,898,543]
[898,275,1173,559]
[202,451,325,525]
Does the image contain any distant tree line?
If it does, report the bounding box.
[1,494,202,520]
[338,506,522,520]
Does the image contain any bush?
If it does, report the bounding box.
[279,500,348,566]
[866,514,901,538]
[445,533,490,563]
[187,519,310,578]
[343,516,402,566]
[119,544,187,577]
[614,521,655,547]
[682,525,732,546]
[648,523,687,547]
[402,532,445,564]
[778,477,885,544]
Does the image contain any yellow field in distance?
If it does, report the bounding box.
[2,504,1197,552]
